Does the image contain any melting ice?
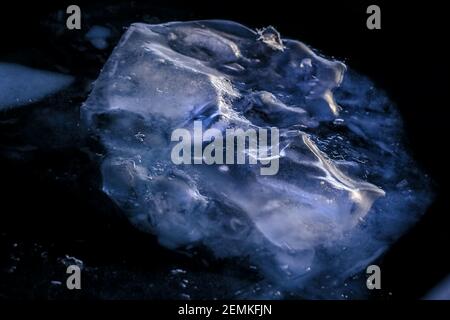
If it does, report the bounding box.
[82,20,432,298]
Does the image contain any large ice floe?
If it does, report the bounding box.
[82,20,432,298]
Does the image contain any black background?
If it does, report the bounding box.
[0,0,449,300]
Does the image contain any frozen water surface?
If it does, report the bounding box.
[82,20,432,298]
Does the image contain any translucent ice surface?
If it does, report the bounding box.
[82,20,432,298]
[0,63,74,110]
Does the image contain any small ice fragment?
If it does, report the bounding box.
[0,63,74,110]
[85,25,112,50]
[170,268,187,275]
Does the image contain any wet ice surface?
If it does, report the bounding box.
[0,63,74,110]
[82,20,432,298]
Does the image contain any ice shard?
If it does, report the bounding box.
[82,20,432,297]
